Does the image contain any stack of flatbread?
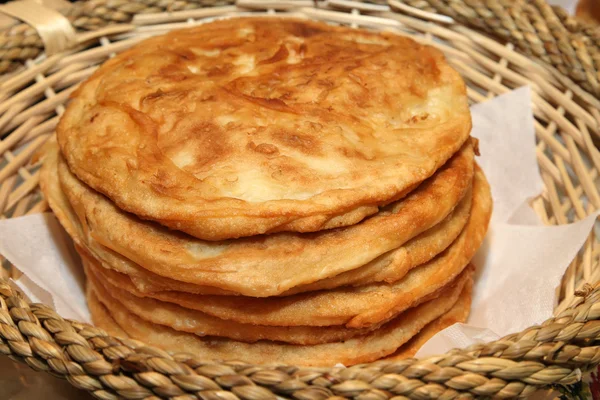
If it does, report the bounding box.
[41,17,492,367]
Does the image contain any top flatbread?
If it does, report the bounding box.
[57,17,471,240]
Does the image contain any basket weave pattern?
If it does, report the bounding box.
[0,0,599,104]
[0,0,599,398]
[0,279,600,400]
[403,0,600,99]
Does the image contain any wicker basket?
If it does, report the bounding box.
[0,0,599,398]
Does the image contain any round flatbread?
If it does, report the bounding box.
[88,288,129,339]
[57,17,471,241]
[88,269,473,366]
[86,256,473,345]
[86,166,490,328]
[85,185,470,299]
[385,280,472,360]
[40,141,229,296]
[286,187,472,294]
[42,139,471,297]
[52,142,474,297]
[41,142,471,300]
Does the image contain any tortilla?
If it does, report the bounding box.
[88,268,472,366]
[58,17,471,240]
[49,142,474,296]
[82,166,489,329]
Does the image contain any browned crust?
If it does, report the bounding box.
[57,17,471,240]
[386,271,473,360]
[79,165,490,328]
[85,254,472,345]
[87,268,473,366]
[576,0,600,24]
[46,141,474,297]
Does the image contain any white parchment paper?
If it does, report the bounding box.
[0,86,597,359]
[0,214,90,322]
[416,86,599,356]
[548,0,577,14]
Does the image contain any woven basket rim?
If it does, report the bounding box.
[0,1,599,398]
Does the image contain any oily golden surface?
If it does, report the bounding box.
[41,140,469,298]
[88,289,129,338]
[86,261,376,345]
[40,141,233,296]
[88,269,472,366]
[86,255,472,345]
[86,167,490,328]
[87,186,470,300]
[57,17,471,240]
[53,142,474,297]
[286,187,471,294]
[386,279,472,360]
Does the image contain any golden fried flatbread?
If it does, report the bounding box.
[86,166,490,329]
[41,141,466,300]
[87,287,130,339]
[286,186,472,294]
[84,182,469,298]
[87,283,473,362]
[88,269,472,366]
[86,256,473,345]
[44,136,470,296]
[86,263,374,345]
[40,141,232,296]
[51,142,473,297]
[57,17,471,241]
[386,280,472,360]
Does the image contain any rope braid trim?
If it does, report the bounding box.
[0,1,598,398]
[1,279,600,400]
[0,0,598,104]
[401,0,600,98]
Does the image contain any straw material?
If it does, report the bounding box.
[1,278,600,399]
[0,0,599,398]
[399,0,600,99]
[0,0,77,56]
[0,0,599,103]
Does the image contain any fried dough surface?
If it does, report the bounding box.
[45,142,474,296]
[386,280,472,360]
[84,167,490,328]
[57,17,471,240]
[85,257,471,345]
[88,269,472,366]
